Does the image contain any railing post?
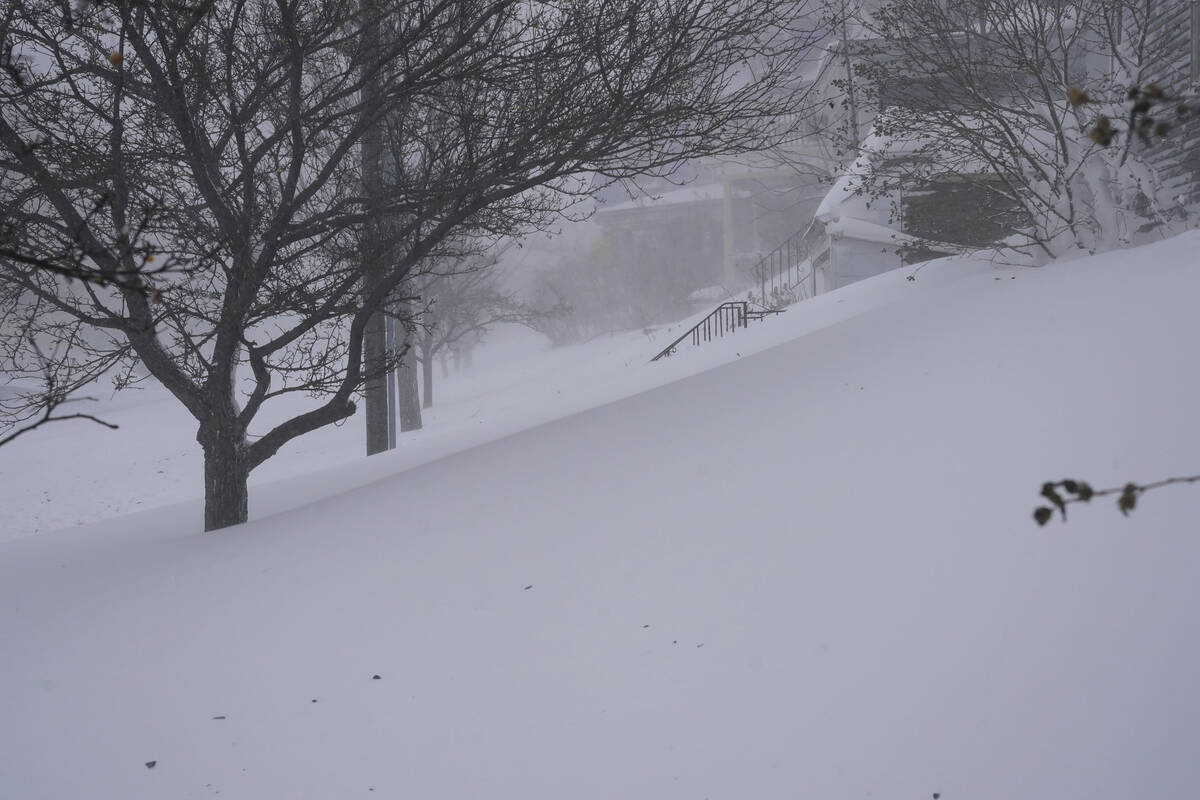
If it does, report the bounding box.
[789,236,794,290]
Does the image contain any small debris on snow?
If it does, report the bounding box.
[211,715,226,720]
[144,761,156,769]
[523,585,533,590]
[372,674,382,680]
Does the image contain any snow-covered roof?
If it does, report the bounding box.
[599,184,750,213]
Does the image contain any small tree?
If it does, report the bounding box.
[412,257,549,409]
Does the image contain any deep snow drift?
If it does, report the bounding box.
[2,232,1198,800]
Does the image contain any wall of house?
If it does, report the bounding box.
[830,235,903,288]
[900,176,1028,251]
[594,166,829,323]
[743,174,827,255]
[595,197,728,325]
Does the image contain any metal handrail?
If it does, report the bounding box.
[747,227,810,308]
[649,222,831,363]
[744,218,832,310]
[650,301,782,361]
[650,302,748,361]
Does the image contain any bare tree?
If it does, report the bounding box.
[411,256,551,408]
[837,0,1190,258]
[0,324,120,446]
[0,0,830,531]
[0,5,212,444]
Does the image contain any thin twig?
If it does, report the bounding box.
[0,405,119,447]
[1034,474,1200,525]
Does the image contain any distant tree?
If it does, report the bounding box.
[524,228,692,345]
[1,0,831,530]
[527,252,623,345]
[526,268,590,347]
[411,257,552,409]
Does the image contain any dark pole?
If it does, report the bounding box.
[361,12,390,456]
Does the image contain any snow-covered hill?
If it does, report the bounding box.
[2,233,1198,800]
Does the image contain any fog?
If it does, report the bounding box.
[3,1,1200,797]
[498,159,830,346]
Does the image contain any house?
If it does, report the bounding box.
[592,156,828,323]
[804,14,1036,290]
[807,0,1200,292]
[595,2,1200,317]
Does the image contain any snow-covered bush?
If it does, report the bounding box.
[838,0,1196,259]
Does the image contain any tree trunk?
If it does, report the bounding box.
[200,425,250,531]
[421,351,434,408]
[363,306,390,453]
[398,328,422,430]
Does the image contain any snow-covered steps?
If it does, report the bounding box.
[649,301,783,361]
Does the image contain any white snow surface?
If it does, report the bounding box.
[2,232,1200,800]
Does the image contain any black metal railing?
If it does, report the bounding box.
[743,218,833,310]
[748,227,811,309]
[650,301,781,361]
[649,221,831,363]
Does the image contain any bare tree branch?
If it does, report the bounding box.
[1,0,833,528]
[1033,475,1200,525]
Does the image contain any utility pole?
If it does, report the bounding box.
[840,13,862,146]
[722,176,737,287]
[360,13,391,455]
[395,292,423,432]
